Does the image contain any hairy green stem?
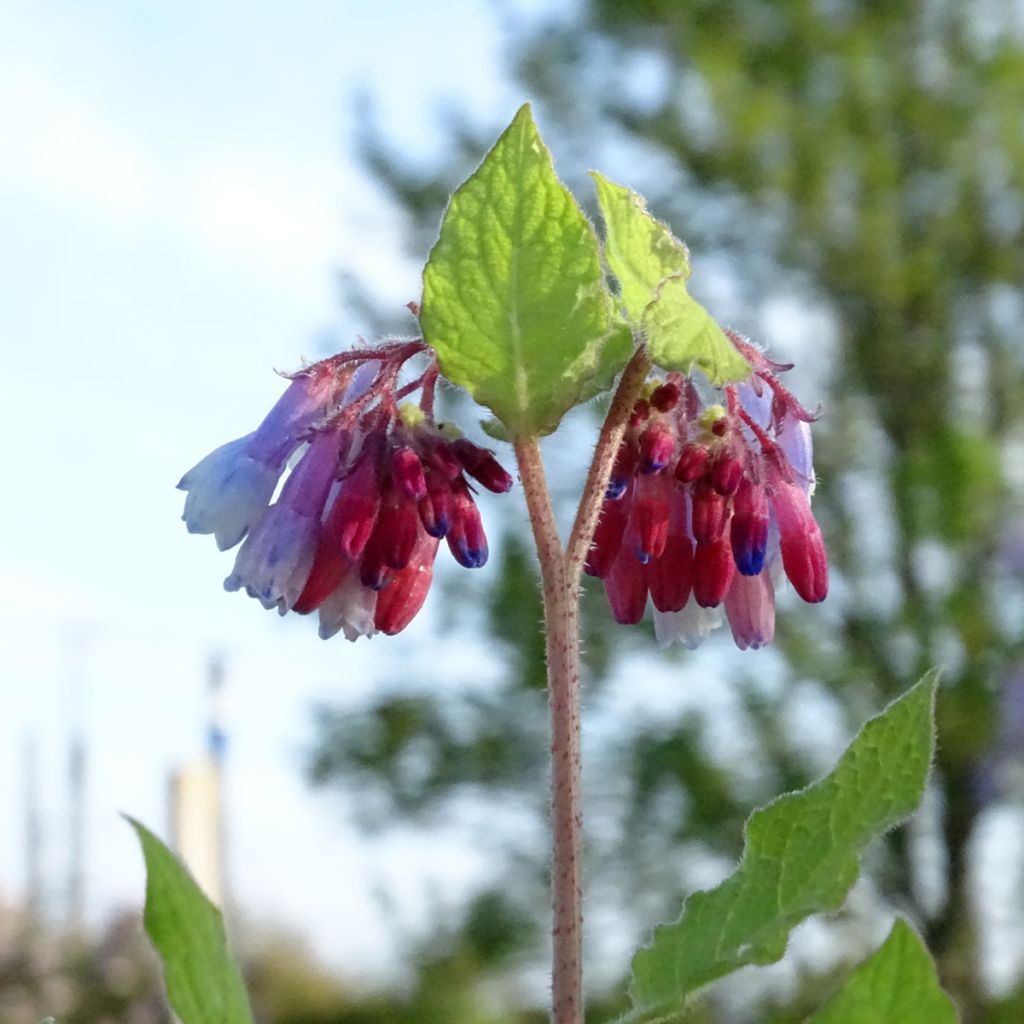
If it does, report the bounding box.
[513,348,650,1024]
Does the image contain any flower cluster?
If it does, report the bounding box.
[178,341,512,640]
[586,340,827,650]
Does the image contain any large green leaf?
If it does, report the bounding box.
[621,673,937,1024]
[128,817,253,1024]
[591,172,749,385]
[809,919,957,1024]
[421,104,630,437]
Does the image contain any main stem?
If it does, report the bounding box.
[516,435,582,1024]
[514,349,651,1024]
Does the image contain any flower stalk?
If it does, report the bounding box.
[513,347,652,1024]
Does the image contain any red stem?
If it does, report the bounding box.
[513,347,651,1024]
[565,347,651,586]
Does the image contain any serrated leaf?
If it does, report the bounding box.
[128,817,253,1024]
[421,104,630,437]
[621,673,937,1024]
[591,173,749,385]
[808,919,957,1024]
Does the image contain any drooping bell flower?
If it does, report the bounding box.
[587,338,828,651]
[224,427,346,611]
[178,360,377,550]
[374,528,441,635]
[178,342,512,639]
[724,570,776,650]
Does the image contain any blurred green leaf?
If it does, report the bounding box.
[621,673,937,1023]
[808,918,956,1024]
[127,817,253,1024]
[591,172,749,384]
[421,104,629,436]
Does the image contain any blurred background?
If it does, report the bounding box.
[1,0,1023,1021]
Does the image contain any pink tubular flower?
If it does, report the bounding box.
[587,338,828,651]
[724,570,776,650]
[179,342,512,640]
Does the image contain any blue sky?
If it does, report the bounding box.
[0,0,537,975]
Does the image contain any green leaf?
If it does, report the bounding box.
[621,672,938,1024]
[421,104,630,437]
[575,315,634,407]
[128,817,253,1024]
[642,276,751,386]
[590,171,692,319]
[808,919,957,1024]
[591,172,749,385]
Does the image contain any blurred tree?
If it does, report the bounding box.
[314,2,1024,1020]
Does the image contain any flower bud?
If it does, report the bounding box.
[446,479,488,568]
[605,546,649,625]
[586,493,631,578]
[451,438,514,493]
[422,436,464,480]
[649,380,681,412]
[417,472,451,538]
[675,443,709,484]
[730,478,770,576]
[690,479,729,545]
[770,475,828,603]
[629,398,651,427]
[293,506,350,615]
[374,531,439,635]
[638,422,675,474]
[390,446,427,501]
[710,451,743,496]
[375,488,420,570]
[358,527,394,591]
[624,493,670,565]
[692,535,735,608]
[648,516,694,614]
[331,440,383,560]
[607,442,637,499]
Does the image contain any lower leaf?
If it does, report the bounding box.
[619,672,938,1023]
[127,817,253,1024]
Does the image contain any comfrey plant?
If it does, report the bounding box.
[131,108,950,1024]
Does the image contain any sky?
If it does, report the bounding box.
[0,0,540,978]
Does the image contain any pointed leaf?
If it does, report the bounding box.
[128,817,253,1024]
[809,919,957,1024]
[422,105,630,437]
[621,673,938,1024]
[591,173,749,385]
